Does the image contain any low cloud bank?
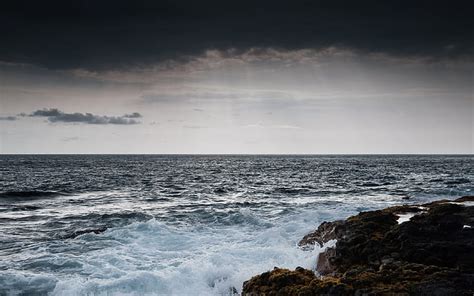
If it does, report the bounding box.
[28,108,142,125]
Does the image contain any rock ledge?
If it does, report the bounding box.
[242,196,474,295]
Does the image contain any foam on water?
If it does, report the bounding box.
[3,209,339,296]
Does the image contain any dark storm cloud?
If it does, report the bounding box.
[1,0,472,70]
[29,108,142,125]
[123,112,142,118]
[31,109,62,117]
[0,116,17,121]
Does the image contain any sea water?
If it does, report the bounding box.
[0,155,472,295]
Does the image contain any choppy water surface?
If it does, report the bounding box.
[0,155,472,295]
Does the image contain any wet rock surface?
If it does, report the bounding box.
[242,196,474,295]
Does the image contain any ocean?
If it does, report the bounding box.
[0,155,472,295]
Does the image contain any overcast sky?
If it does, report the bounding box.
[0,0,472,154]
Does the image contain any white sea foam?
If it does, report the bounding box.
[450,201,474,207]
[396,213,417,224]
[1,194,460,296]
[12,210,334,296]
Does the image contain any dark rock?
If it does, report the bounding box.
[242,196,474,295]
[298,220,344,249]
[242,267,352,296]
[456,195,474,202]
[316,247,336,275]
[62,227,107,239]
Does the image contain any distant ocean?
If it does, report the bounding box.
[0,155,472,295]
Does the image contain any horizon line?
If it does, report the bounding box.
[1,153,472,156]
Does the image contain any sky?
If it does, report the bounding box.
[0,0,473,154]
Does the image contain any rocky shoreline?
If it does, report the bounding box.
[242,196,474,295]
